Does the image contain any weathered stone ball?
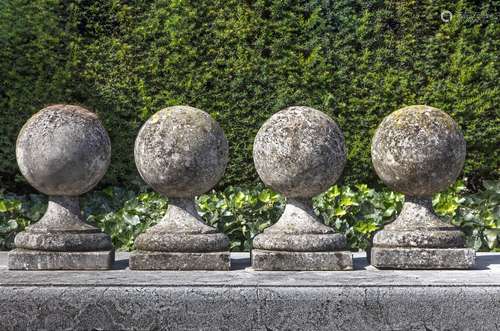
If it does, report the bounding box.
[134,106,228,197]
[16,104,111,196]
[371,105,466,196]
[253,106,346,198]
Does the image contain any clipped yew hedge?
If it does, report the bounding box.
[0,0,498,191]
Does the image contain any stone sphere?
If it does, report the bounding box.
[371,105,466,196]
[16,105,111,196]
[134,106,228,197]
[253,106,346,198]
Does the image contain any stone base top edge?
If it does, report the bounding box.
[8,248,114,270]
[371,247,475,270]
[129,250,230,271]
[251,249,353,271]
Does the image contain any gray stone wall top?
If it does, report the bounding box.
[2,252,499,286]
[2,253,499,330]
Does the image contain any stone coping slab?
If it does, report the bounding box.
[2,252,500,330]
[1,252,500,287]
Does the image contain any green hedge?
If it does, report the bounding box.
[1,0,498,191]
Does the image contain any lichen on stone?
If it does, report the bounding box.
[371,105,465,197]
[16,104,111,196]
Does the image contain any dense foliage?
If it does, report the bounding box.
[0,1,498,191]
[1,180,499,252]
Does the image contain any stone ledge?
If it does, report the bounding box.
[1,252,500,330]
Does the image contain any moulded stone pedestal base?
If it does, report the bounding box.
[8,249,114,270]
[371,247,475,269]
[251,249,353,271]
[129,251,230,270]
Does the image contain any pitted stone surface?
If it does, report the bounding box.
[11,105,113,269]
[134,198,229,252]
[371,247,475,269]
[253,198,346,252]
[253,233,346,252]
[16,104,111,196]
[252,107,350,270]
[373,196,465,249]
[14,196,113,251]
[134,105,228,198]
[253,199,347,251]
[373,230,465,248]
[1,252,500,330]
[132,106,229,269]
[371,105,465,197]
[371,105,473,269]
[130,251,230,270]
[14,231,112,252]
[21,196,97,233]
[261,198,335,235]
[135,232,229,252]
[251,249,353,271]
[253,106,346,198]
[8,249,114,270]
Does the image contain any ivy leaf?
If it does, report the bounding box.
[383,207,395,217]
[123,213,140,226]
[335,207,347,216]
[258,191,271,203]
[0,201,7,212]
[485,229,499,249]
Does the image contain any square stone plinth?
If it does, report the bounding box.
[8,249,114,270]
[371,247,475,269]
[251,249,353,271]
[129,251,230,270]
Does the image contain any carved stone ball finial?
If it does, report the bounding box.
[134,106,228,198]
[371,105,466,197]
[370,105,475,269]
[16,104,111,197]
[251,106,353,271]
[253,106,346,198]
[10,104,114,270]
[130,106,230,270]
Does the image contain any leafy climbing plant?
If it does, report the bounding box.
[1,180,498,252]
